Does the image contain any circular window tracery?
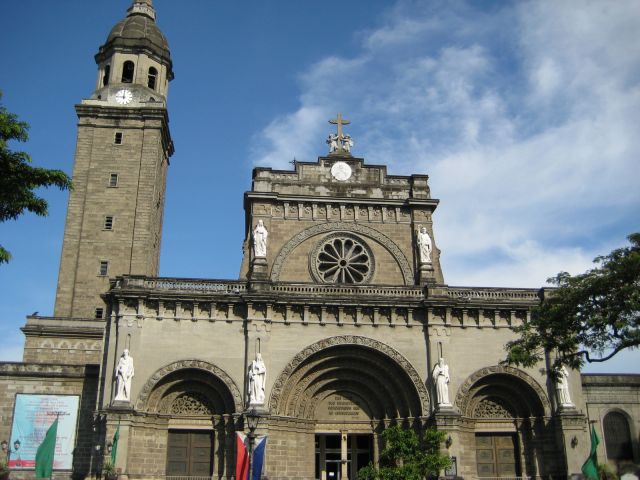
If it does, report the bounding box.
[310,233,374,284]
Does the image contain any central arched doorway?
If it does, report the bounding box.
[270,336,429,480]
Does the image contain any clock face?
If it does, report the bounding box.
[115,89,133,105]
[331,161,352,181]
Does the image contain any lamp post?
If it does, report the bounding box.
[245,409,261,480]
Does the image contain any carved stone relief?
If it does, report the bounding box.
[171,392,214,416]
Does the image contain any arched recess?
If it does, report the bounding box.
[603,410,634,461]
[455,365,552,479]
[270,222,414,285]
[136,359,242,414]
[270,335,430,420]
[455,365,551,418]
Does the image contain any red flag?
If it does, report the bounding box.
[236,432,249,480]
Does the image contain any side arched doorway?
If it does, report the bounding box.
[133,360,242,479]
[269,336,430,480]
[456,366,553,479]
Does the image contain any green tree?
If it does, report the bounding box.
[0,92,71,263]
[506,233,640,372]
[357,425,451,480]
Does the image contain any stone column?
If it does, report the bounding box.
[341,431,349,480]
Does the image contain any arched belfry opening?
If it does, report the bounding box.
[456,367,553,479]
[270,336,429,480]
[135,362,242,479]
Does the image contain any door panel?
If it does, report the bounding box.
[476,433,519,478]
[167,430,213,476]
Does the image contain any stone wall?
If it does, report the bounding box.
[265,417,316,480]
[582,374,640,474]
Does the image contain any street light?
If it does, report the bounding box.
[245,409,261,480]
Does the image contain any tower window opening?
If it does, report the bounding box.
[103,65,110,86]
[121,61,135,83]
[109,173,119,187]
[104,216,114,230]
[148,67,158,90]
[114,132,123,144]
[95,307,104,319]
[99,261,109,276]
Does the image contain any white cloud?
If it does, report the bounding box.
[251,0,640,292]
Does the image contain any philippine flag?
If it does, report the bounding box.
[236,432,267,480]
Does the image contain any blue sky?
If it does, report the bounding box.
[1,0,638,371]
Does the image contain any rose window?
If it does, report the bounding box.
[311,234,374,284]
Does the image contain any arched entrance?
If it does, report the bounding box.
[456,366,552,479]
[136,360,242,479]
[270,336,429,480]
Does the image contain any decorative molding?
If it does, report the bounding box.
[270,222,413,284]
[136,359,242,413]
[269,335,430,415]
[0,362,98,378]
[454,364,551,417]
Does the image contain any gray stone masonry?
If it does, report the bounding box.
[54,104,173,319]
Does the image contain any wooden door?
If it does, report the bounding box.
[166,430,213,476]
[476,433,519,477]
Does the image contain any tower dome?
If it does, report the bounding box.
[93,0,173,99]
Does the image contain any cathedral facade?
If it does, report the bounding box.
[1,2,639,479]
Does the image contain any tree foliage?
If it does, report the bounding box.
[0,92,72,263]
[506,233,640,372]
[357,425,451,480]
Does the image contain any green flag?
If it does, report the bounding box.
[581,425,600,480]
[111,425,120,465]
[35,417,58,478]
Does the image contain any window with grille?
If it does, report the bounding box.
[310,234,374,284]
[109,173,118,187]
[99,261,109,276]
[95,307,104,319]
[114,132,123,144]
[104,216,114,230]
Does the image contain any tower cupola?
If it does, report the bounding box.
[93,0,173,103]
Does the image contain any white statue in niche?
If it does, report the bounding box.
[253,220,268,258]
[556,365,574,407]
[417,226,433,264]
[433,357,451,406]
[114,349,135,402]
[248,353,267,405]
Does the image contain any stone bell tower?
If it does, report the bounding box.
[53,0,174,319]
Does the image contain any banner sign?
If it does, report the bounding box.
[9,394,80,470]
